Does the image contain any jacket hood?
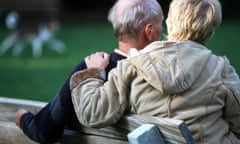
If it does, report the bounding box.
[128,41,212,95]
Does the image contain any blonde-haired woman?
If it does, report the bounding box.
[70,0,240,143]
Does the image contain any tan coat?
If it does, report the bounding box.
[70,41,240,144]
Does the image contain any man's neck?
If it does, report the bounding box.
[117,41,144,56]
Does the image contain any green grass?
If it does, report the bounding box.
[0,22,118,101]
[0,20,239,101]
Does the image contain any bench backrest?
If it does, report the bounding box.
[0,97,195,144]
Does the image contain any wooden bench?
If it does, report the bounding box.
[0,97,195,144]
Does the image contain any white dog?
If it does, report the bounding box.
[0,11,66,58]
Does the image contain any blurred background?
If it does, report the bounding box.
[0,0,239,102]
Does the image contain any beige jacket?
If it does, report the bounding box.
[70,41,240,144]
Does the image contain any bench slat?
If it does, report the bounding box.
[117,114,195,144]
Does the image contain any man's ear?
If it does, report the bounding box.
[144,23,153,41]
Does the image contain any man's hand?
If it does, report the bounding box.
[85,52,110,69]
[16,108,28,129]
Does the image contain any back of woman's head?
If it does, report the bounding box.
[108,0,163,41]
[166,0,222,44]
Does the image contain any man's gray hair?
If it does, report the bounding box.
[108,0,163,41]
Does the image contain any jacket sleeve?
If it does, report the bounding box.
[70,61,135,128]
[222,57,240,138]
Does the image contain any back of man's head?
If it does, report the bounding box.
[108,0,163,42]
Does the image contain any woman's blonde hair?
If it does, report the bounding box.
[166,0,222,44]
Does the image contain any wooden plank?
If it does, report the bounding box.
[61,130,128,144]
[66,123,128,141]
[0,97,46,122]
[117,114,195,144]
[65,114,195,144]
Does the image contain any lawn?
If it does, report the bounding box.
[0,21,118,101]
[0,20,239,102]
